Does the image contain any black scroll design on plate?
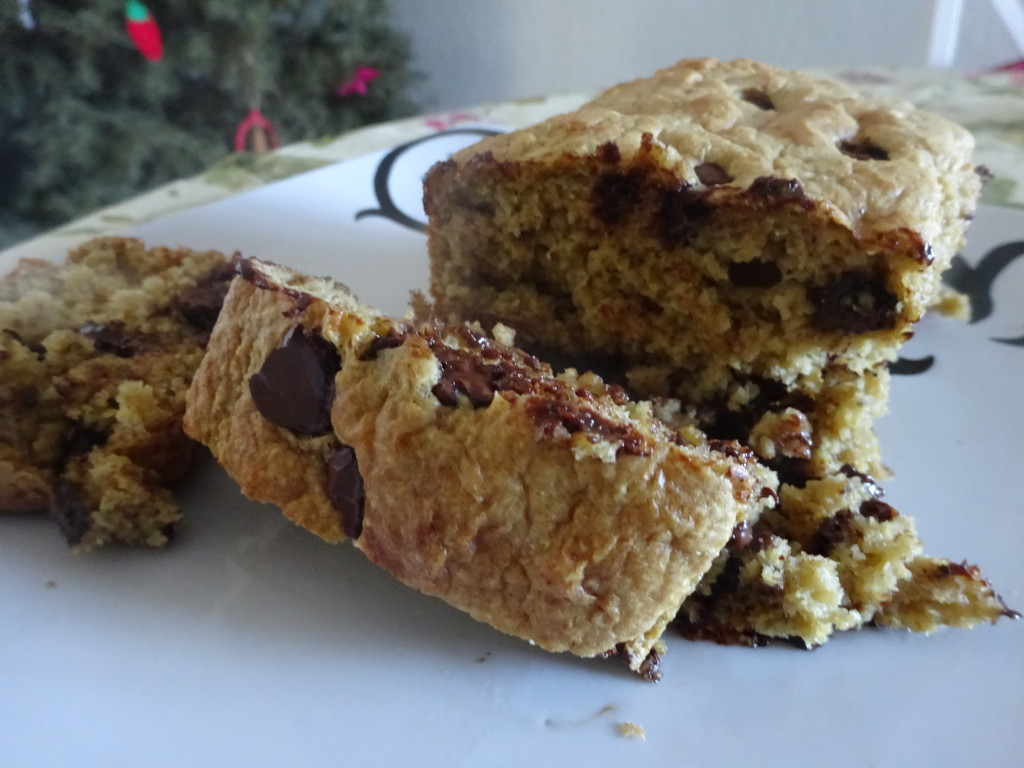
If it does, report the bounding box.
[892,239,1024,375]
[355,127,505,233]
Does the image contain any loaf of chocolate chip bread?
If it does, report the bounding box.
[184,258,778,673]
[0,237,232,549]
[424,57,983,482]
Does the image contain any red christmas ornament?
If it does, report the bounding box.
[234,108,279,153]
[336,66,380,97]
[125,1,163,62]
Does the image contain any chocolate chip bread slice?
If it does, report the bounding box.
[424,57,982,480]
[0,237,232,549]
[184,258,777,672]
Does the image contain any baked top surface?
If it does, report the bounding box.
[449,58,981,245]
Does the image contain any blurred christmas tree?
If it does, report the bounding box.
[0,0,417,248]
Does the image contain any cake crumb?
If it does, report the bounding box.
[617,721,646,740]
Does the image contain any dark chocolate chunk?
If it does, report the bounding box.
[748,177,810,207]
[172,261,236,333]
[859,498,896,522]
[657,184,713,247]
[741,89,775,110]
[694,162,734,186]
[811,509,854,556]
[63,421,107,459]
[327,445,365,539]
[249,325,341,436]
[807,269,898,334]
[728,258,783,288]
[727,520,753,552]
[839,464,883,498]
[50,479,93,547]
[79,321,137,358]
[838,139,890,161]
[597,141,622,164]
[599,643,663,683]
[592,169,644,224]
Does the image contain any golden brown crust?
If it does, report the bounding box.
[185,258,778,667]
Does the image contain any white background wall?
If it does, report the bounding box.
[391,0,1020,111]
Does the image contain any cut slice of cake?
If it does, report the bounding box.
[184,258,777,673]
[0,237,232,549]
[424,57,982,481]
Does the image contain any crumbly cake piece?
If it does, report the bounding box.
[0,237,232,549]
[184,258,777,671]
[675,467,1016,646]
[424,57,982,479]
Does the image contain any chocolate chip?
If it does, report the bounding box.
[707,439,756,461]
[327,445,365,538]
[63,421,107,459]
[811,509,854,556]
[727,520,753,552]
[249,326,340,436]
[597,141,622,164]
[173,261,236,333]
[839,464,883,498]
[592,169,644,224]
[657,184,712,247]
[599,643,663,683]
[748,177,809,207]
[694,162,734,186]
[838,139,889,161]
[807,269,898,334]
[358,327,409,361]
[79,321,137,358]
[741,89,775,110]
[50,479,92,547]
[4,328,46,359]
[728,259,782,288]
[859,498,896,522]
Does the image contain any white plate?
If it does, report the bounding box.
[3,131,1022,768]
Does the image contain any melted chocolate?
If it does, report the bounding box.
[807,269,898,334]
[79,321,138,358]
[173,261,236,333]
[657,184,713,247]
[592,170,644,224]
[525,396,649,456]
[728,259,783,288]
[859,498,896,522]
